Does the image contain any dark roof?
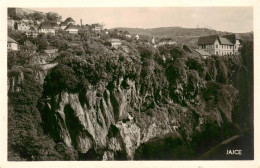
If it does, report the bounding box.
[218,37,233,45]
[197,35,218,45]
[222,34,241,43]
[194,49,210,56]
[29,26,37,31]
[64,17,75,23]
[183,45,199,55]
[65,23,78,30]
[8,37,18,44]
[60,22,67,26]
[38,21,54,29]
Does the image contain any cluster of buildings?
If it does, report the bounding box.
[8,8,243,58]
[8,16,80,37]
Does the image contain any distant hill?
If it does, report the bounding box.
[111,27,253,46]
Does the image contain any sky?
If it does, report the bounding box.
[29,7,253,33]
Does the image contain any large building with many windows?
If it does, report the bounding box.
[197,34,242,56]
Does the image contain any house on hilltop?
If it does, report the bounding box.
[8,37,19,51]
[64,17,76,25]
[16,21,31,31]
[65,23,79,34]
[197,34,242,56]
[38,21,55,35]
[91,24,102,32]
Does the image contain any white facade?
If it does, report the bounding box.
[198,39,235,56]
[17,22,30,31]
[38,28,55,35]
[66,28,78,34]
[8,42,18,51]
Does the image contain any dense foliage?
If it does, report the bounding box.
[8,70,78,160]
[8,26,253,160]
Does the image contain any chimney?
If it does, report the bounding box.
[80,19,82,26]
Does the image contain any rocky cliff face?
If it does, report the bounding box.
[40,73,237,160]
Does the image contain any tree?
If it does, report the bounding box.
[46,12,62,22]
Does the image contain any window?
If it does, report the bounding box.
[216,51,218,55]
[215,44,218,48]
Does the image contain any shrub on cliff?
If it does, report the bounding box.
[44,64,80,94]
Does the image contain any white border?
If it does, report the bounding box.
[0,0,259,168]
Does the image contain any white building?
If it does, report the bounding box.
[135,34,140,40]
[16,21,31,31]
[8,37,18,51]
[197,34,242,56]
[64,23,79,34]
[109,39,121,48]
[38,22,55,35]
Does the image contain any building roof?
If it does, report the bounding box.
[64,17,75,23]
[29,26,37,31]
[194,49,210,56]
[222,34,241,43]
[60,22,67,26]
[65,23,79,30]
[218,37,233,45]
[8,37,18,44]
[38,21,54,29]
[183,45,199,55]
[197,35,218,45]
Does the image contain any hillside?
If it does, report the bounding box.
[7,27,254,160]
[112,27,253,46]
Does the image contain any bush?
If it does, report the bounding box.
[44,64,80,94]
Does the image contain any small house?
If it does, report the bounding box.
[135,34,140,40]
[91,24,102,32]
[109,38,121,48]
[26,26,38,38]
[158,38,176,46]
[7,37,19,51]
[38,21,55,35]
[64,23,79,34]
[60,22,67,30]
[64,17,76,25]
[16,21,31,31]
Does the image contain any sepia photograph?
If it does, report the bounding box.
[1,0,260,167]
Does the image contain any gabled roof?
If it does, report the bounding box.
[194,49,210,56]
[38,21,54,29]
[222,34,241,43]
[218,37,233,45]
[60,22,67,26]
[29,26,37,31]
[8,37,18,44]
[64,17,75,23]
[197,35,218,45]
[65,23,79,30]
